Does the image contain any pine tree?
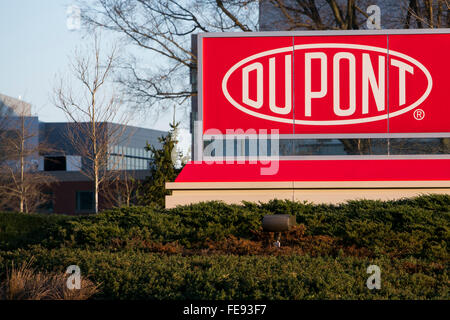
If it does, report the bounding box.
[138,122,183,207]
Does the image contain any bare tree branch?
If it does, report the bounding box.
[53,34,132,213]
[0,105,55,213]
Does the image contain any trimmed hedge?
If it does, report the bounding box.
[0,195,448,299]
[2,195,447,260]
[0,247,448,300]
[0,211,69,250]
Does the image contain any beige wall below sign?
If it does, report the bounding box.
[165,181,450,208]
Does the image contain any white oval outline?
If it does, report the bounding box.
[221,43,433,125]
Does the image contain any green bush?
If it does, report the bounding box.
[0,247,447,300]
[0,211,69,250]
[41,202,266,249]
[0,194,448,300]
[0,194,448,261]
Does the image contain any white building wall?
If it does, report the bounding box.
[66,155,81,171]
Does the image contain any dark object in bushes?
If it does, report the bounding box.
[262,214,296,232]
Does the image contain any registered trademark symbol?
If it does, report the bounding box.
[414,109,425,120]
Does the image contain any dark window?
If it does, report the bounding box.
[76,191,94,212]
[203,138,450,157]
[389,138,450,155]
[44,156,66,171]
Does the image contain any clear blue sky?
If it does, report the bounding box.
[0,0,190,151]
[0,0,83,121]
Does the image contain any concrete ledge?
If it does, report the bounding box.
[167,180,450,190]
[166,181,293,189]
[165,181,450,208]
[166,190,294,208]
[292,188,450,204]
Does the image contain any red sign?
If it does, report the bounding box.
[201,32,449,134]
[176,159,450,182]
[388,33,448,133]
[203,36,294,134]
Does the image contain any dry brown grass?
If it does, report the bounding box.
[0,259,99,300]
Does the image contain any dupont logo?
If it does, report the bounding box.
[222,44,433,125]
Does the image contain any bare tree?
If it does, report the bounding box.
[261,0,373,30]
[80,0,449,157]
[403,0,449,28]
[53,35,131,213]
[262,1,449,30]
[0,105,54,213]
[80,0,259,115]
[80,0,449,108]
[102,171,140,208]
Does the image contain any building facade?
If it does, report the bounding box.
[0,93,166,214]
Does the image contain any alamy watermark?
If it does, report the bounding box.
[66,265,81,290]
[366,265,381,290]
[193,121,281,175]
[366,5,381,30]
[66,5,81,31]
